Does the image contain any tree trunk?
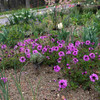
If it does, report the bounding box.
[26,0,30,8]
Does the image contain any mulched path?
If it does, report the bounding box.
[0,63,99,100]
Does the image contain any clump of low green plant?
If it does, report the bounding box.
[30,53,45,69]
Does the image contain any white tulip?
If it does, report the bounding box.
[58,23,63,29]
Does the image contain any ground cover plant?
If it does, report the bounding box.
[0,1,100,100]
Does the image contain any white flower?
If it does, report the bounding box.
[39,11,42,15]
[28,15,31,17]
[58,23,63,29]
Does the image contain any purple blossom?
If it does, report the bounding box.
[80,42,84,45]
[49,48,53,53]
[1,44,7,49]
[32,45,35,49]
[37,45,42,51]
[89,53,95,59]
[22,43,25,47]
[66,51,71,55]
[26,53,31,58]
[46,56,50,59]
[57,40,61,44]
[58,44,63,48]
[53,46,59,51]
[54,65,61,72]
[83,55,90,61]
[59,79,67,89]
[98,55,100,60]
[72,51,78,56]
[0,57,2,62]
[82,71,87,75]
[69,43,74,46]
[75,41,80,47]
[1,77,7,83]
[17,42,23,46]
[8,54,11,58]
[61,40,65,44]
[89,47,94,52]
[42,47,47,53]
[57,58,62,63]
[66,46,70,51]
[44,45,50,49]
[14,45,18,50]
[70,46,75,51]
[25,48,30,54]
[33,50,38,54]
[73,58,78,64]
[90,73,99,82]
[74,49,79,52]
[58,51,65,57]
[66,64,70,69]
[85,40,90,45]
[51,38,55,42]
[91,42,95,45]
[19,56,26,63]
[19,47,25,52]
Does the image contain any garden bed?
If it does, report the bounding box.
[0,2,100,100]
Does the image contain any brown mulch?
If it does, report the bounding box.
[0,63,99,100]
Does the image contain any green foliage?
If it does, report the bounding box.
[8,9,36,25]
[82,26,98,47]
[57,29,70,41]
[0,26,25,47]
[62,15,70,27]
[31,21,46,36]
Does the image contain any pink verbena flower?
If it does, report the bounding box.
[69,45,75,51]
[66,64,70,69]
[59,79,67,89]
[82,71,87,75]
[98,55,100,60]
[42,47,47,53]
[46,56,50,59]
[19,56,26,63]
[83,55,90,61]
[19,47,25,52]
[73,58,78,64]
[26,53,31,58]
[66,51,71,55]
[37,45,42,51]
[0,57,2,62]
[25,48,30,54]
[58,51,65,57]
[32,50,38,54]
[14,45,18,50]
[90,73,99,82]
[58,44,63,48]
[57,58,62,63]
[53,46,59,51]
[1,77,7,83]
[72,51,78,56]
[54,65,61,72]
[89,53,95,59]
[1,44,7,49]
[85,40,90,45]
[49,48,53,53]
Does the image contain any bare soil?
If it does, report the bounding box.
[0,63,99,100]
